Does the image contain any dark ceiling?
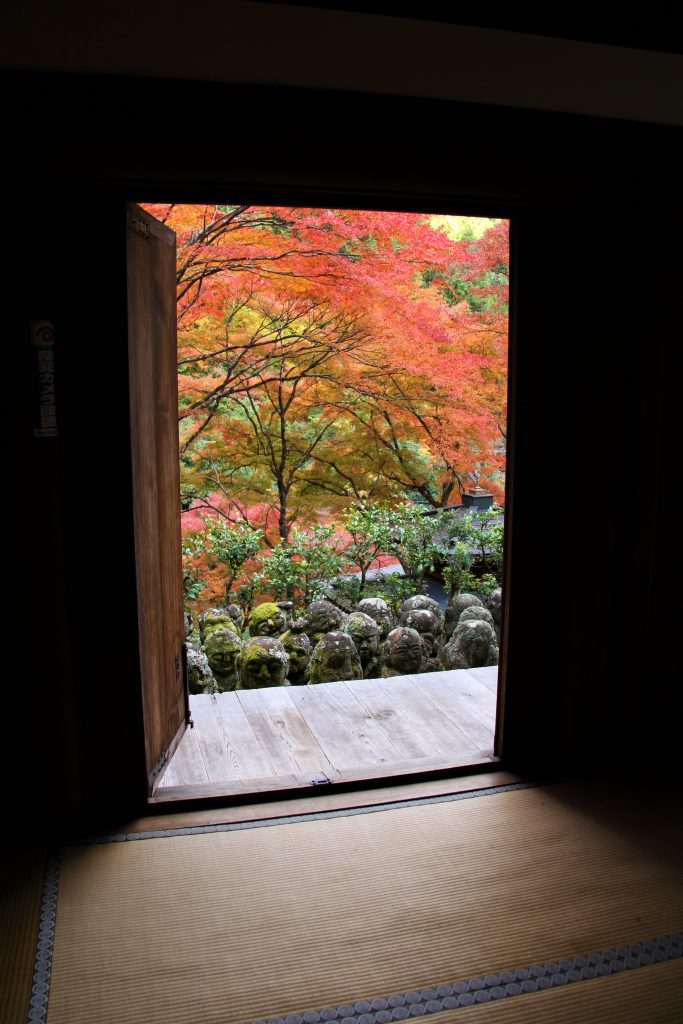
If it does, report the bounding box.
[256,2,683,55]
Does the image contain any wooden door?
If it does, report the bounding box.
[126,202,188,794]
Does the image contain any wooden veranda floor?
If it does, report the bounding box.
[157,666,498,796]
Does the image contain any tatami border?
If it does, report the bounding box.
[248,933,683,1024]
[26,849,60,1024]
[72,780,540,845]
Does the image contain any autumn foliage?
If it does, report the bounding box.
[141,203,509,608]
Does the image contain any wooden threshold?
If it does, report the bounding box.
[149,750,500,805]
[135,767,519,832]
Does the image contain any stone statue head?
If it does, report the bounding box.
[279,629,312,685]
[459,605,495,628]
[442,619,499,670]
[249,602,289,637]
[383,627,424,675]
[398,607,442,658]
[238,636,289,689]
[199,607,239,644]
[309,631,363,685]
[186,641,216,694]
[306,599,346,644]
[487,588,502,630]
[443,592,483,641]
[203,626,243,691]
[225,602,245,632]
[399,594,443,625]
[357,597,393,641]
[342,611,380,669]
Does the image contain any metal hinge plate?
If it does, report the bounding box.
[127,210,150,239]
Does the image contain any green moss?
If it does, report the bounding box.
[250,602,281,627]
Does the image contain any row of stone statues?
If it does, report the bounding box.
[187,588,501,693]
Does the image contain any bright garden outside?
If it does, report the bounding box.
[142,203,508,706]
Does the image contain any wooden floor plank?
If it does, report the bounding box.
[211,692,276,781]
[237,687,336,777]
[466,665,499,694]
[326,681,407,762]
[288,683,401,771]
[158,724,208,787]
[346,677,441,760]
[410,671,495,748]
[188,695,239,782]
[378,675,480,756]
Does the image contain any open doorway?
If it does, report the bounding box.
[128,202,510,801]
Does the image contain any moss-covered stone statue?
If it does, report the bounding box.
[342,611,381,679]
[203,626,243,692]
[309,631,363,685]
[441,619,499,670]
[225,602,245,633]
[357,597,394,641]
[382,626,425,677]
[487,588,502,639]
[399,594,444,626]
[305,599,347,647]
[443,593,483,642]
[279,629,312,686]
[398,607,442,670]
[199,607,240,644]
[238,636,289,689]
[186,641,216,694]
[458,605,495,628]
[249,602,289,638]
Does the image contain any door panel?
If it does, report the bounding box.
[127,202,187,793]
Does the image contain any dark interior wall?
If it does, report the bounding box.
[4,71,679,826]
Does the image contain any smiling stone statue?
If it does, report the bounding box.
[382,626,425,677]
[309,631,363,685]
[238,636,290,689]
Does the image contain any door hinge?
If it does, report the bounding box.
[127,210,150,239]
[310,776,332,786]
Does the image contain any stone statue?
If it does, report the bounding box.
[399,594,444,626]
[305,599,346,647]
[225,602,245,633]
[249,602,289,637]
[458,605,495,628]
[443,593,484,642]
[279,629,312,685]
[238,636,289,689]
[398,607,442,669]
[342,611,381,679]
[441,619,499,670]
[186,641,216,694]
[199,607,240,644]
[309,631,363,685]
[382,626,425,677]
[487,588,502,638]
[357,597,394,641]
[203,626,243,692]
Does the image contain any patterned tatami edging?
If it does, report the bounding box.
[26,850,59,1024]
[71,780,540,845]
[247,933,683,1024]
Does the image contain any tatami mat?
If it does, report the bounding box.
[424,959,683,1022]
[40,784,683,1024]
[0,846,46,1024]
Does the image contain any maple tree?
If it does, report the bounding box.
[141,202,509,608]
